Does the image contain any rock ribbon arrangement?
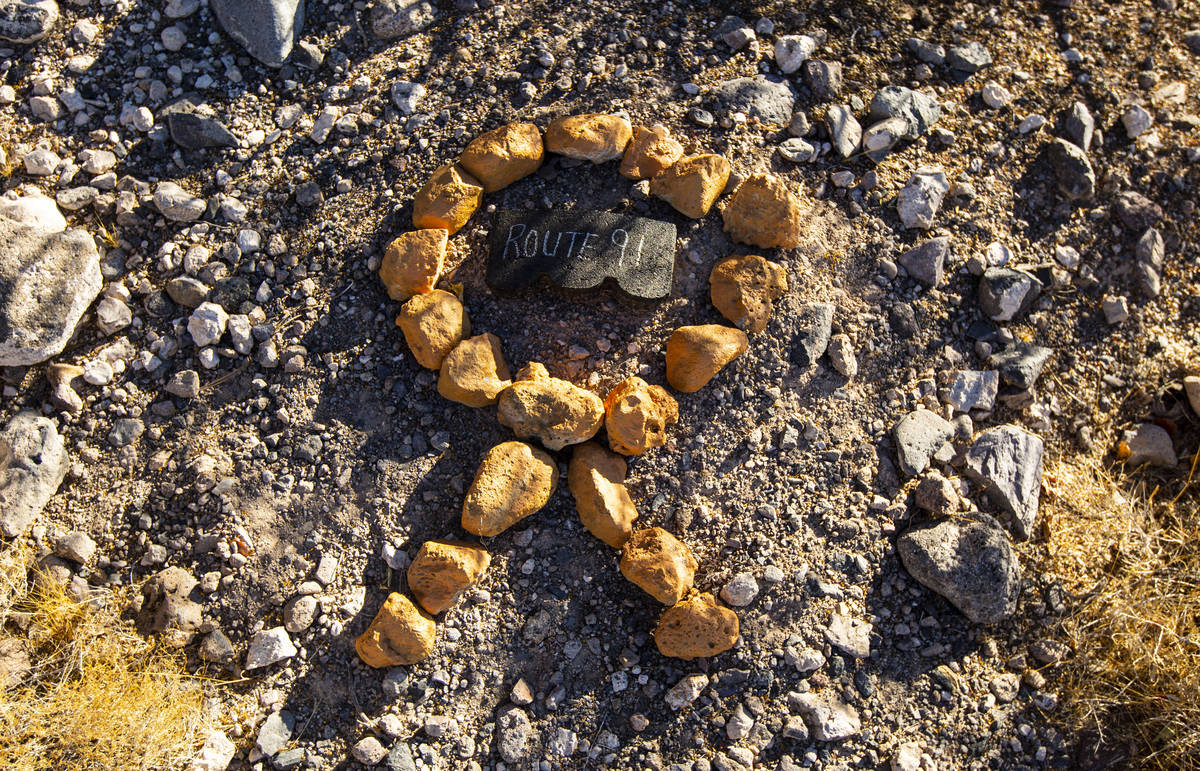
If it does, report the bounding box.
[359,114,804,666]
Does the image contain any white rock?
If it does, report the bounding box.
[665,673,708,710]
[720,572,760,607]
[1102,294,1129,324]
[790,646,826,673]
[310,106,339,144]
[79,149,117,174]
[726,704,754,741]
[83,358,114,385]
[95,296,131,335]
[774,35,816,74]
[351,736,387,765]
[1122,105,1153,139]
[1018,114,1046,134]
[896,167,949,229]
[0,411,68,538]
[154,181,206,222]
[190,730,236,771]
[244,626,297,670]
[789,691,861,741]
[0,191,67,232]
[824,613,873,658]
[980,81,1013,109]
[188,302,229,347]
[891,742,923,771]
[228,314,252,354]
[23,147,60,175]
[390,81,426,115]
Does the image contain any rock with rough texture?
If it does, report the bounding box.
[947,370,999,412]
[1047,138,1095,200]
[544,114,632,163]
[825,104,861,158]
[495,707,533,764]
[789,691,861,741]
[0,412,67,538]
[568,442,638,547]
[896,167,949,229]
[619,124,684,180]
[412,163,482,235]
[825,613,872,658]
[774,34,816,73]
[369,0,434,39]
[709,254,788,334]
[136,567,202,647]
[899,237,950,287]
[603,377,678,456]
[964,425,1044,540]
[255,711,294,756]
[665,673,709,710]
[459,122,544,192]
[828,334,858,378]
[154,181,207,222]
[720,572,760,607]
[792,302,834,368]
[210,0,302,67]
[869,86,942,140]
[0,216,101,366]
[620,527,697,604]
[0,0,57,43]
[244,626,297,669]
[192,731,237,771]
[497,362,604,450]
[46,362,84,413]
[380,229,447,300]
[650,154,730,218]
[161,95,239,149]
[721,173,804,249]
[978,268,1043,322]
[396,289,469,369]
[665,325,748,392]
[893,409,954,477]
[437,333,511,407]
[187,302,229,347]
[712,76,795,125]
[654,593,739,660]
[898,512,1020,623]
[407,540,491,615]
[462,441,557,536]
[1113,191,1163,231]
[1126,423,1177,468]
[356,592,436,667]
[989,342,1052,389]
[803,59,844,101]
[947,41,992,73]
[914,472,959,516]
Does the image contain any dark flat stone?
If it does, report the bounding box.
[487,209,675,300]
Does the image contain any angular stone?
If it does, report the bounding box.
[396,289,469,369]
[1061,101,1094,152]
[136,567,202,648]
[654,593,739,660]
[496,362,604,450]
[369,0,434,39]
[665,324,748,392]
[665,673,708,710]
[0,0,57,43]
[1126,423,1177,468]
[380,228,447,300]
[160,95,239,149]
[407,540,491,614]
[166,275,209,308]
[825,104,861,158]
[898,512,1020,623]
[988,342,1052,389]
[188,301,228,347]
[788,691,861,741]
[650,154,730,218]
[1113,191,1163,231]
[824,613,872,658]
[947,41,992,73]
[1047,138,1095,200]
[495,707,533,764]
[710,254,788,334]
[893,409,954,477]
[721,173,805,249]
[896,167,949,229]
[1185,376,1200,417]
[458,122,544,192]
[210,0,303,67]
[914,472,959,516]
[154,181,206,222]
[255,711,295,756]
[544,114,632,163]
[437,332,511,407]
[0,411,67,538]
[620,527,697,604]
[461,441,557,536]
[964,425,1044,540]
[774,34,816,73]
[803,60,843,101]
[619,124,684,180]
[244,626,297,669]
[862,117,909,159]
[568,442,638,547]
[792,302,834,367]
[827,334,858,378]
[898,236,950,287]
[602,376,678,456]
[411,163,482,235]
[356,592,436,667]
[947,370,999,412]
[869,86,941,141]
[711,75,795,125]
[978,267,1043,322]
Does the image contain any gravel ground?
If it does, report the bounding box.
[2,0,1199,769]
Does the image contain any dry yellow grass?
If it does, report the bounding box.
[0,545,211,771]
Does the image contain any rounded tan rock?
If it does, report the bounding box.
[396,289,470,369]
[379,228,448,300]
[497,362,604,450]
[709,254,789,334]
[438,333,512,407]
[654,592,740,660]
[462,441,558,537]
[649,153,731,218]
[568,442,638,548]
[619,124,684,180]
[619,527,698,605]
[355,592,436,667]
[544,114,633,163]
[407,540,491,615]
[603,376,679,456]
[459,122,545,192]
[721,173,805,249]
[412,163,483,235]
[665,324,749,393]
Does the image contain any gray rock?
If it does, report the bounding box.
[898,512,1020,623]
[107,418,144,447]
[386,742,417,771]
[94,296,131,335]
[136,567,202,643]
[0,412,67,538]
[256,711,295,756]
[389,81,426,115]
[778,137,816,163]
[161,96,239,149]
[54,531,95,563]
[166,275,210,308]
[711,75,796,126]
[988,342,1052,389]
[964,425,1044,540]
[198,629,236,665]
[720,572,759,607]
[862,117,908,159]
[906,37,945,65]
[245,626,297,669]
[166,369,201,399]
[0,217,102,366]
[0,0,57,43]
[824,613,872,658]
[369,0,434,40]
[914,472,959,515]
[893,409,954,477]
[947,370,998,412]
[946,41,992,73]
[1113,191,1163,231]
[1186,30,1200,55]
[210,0,303,67]
[1126,424,1177,468]
[189,302,229,347]
[788,691,861,741]
[792,302,834,367]
[496,706,533,764]
[1122,105,1153,139]
[1061,101,1094,152]
[153,182,206,222]
[827,334,857,378]
[896,168,949,229]
[714,15,754,50]
[869,86,941,141]
[978,268,1043,322]
[283,594,318,633]
[1047,138,1095,200]
[802,60,843,101]
[273,748,306,769]
[1136,228,1165,269]
[824,104,861,158]
[898,236,950,286]
[351,736,386,766]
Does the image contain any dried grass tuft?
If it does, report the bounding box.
[0,545,211,771]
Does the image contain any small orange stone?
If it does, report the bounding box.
[619,527,698,605]
[603,376,679,456]
[709,254,789,334]
[721,173,805,249]
[619,124,684,180]
[650,154,731,218]
[665,324,749,393]
[355,592,437,667]
[544,114,633,163]
[412,163,483,235]
[395,289,470,369]
[379,228,448,300]
[654,592,740,660]
[459,122,545,192]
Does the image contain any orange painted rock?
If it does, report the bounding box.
[665,324,749,393]
[412,163,483,234]
[603,376,678,456]
[462,441,558,537]
[709,254,789,334]
[396,289,470,369]
[379,228,448,300]
[722,173,804,249]
[568,442,638,547]
[497,362,604,450]
[650,154,730,218]
[459,122,545,192]
[654,592,740,660]
[355,592,437,667]
[619,527,697,605]
[438,332,512,407]
[407,540,491,615]
[619,124,684,180]
[544,114,633,163]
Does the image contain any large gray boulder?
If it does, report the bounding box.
[210,0,304,68]
[0,411,67,538]
[964,425,1044,540]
